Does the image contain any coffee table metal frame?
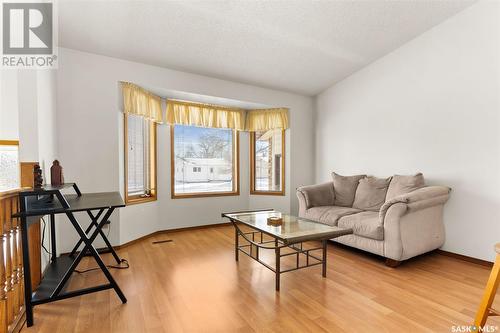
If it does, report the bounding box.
[222,209,352,291]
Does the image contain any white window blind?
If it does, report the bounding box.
[127,114,151,196]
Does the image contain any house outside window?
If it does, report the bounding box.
[171,125,239,198]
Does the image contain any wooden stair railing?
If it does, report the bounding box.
[0,190,25,333]
[0,186,41,333]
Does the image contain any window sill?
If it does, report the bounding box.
[171,191,240,199]
[250,191,285,196]
[125,195,157,205]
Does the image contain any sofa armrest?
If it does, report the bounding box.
[382,187,450,261]
[296,182,335,210]
[296,191,308,217]
[379,186,451,223]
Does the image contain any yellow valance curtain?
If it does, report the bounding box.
[121,82,163,123]
[166,100,246,131]
[245,108,289,131]
[122,83,289,130]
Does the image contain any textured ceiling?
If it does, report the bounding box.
[59,0,475,96]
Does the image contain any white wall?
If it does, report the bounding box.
[36,70,58,180]
[16,70,58,184]
[315,1,500,261]
[0,70,19,140]
[17,71,39,162]
[35,70,58,269]
[56,48,314,251]
[1,69,57,268]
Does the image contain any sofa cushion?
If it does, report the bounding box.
[302,206,332,221]
[320,206,362,226]
[338,211,384,240]
[352,176,391,212]
[386,173,425,200]
[331,172,366,207]
[303,206,361,226]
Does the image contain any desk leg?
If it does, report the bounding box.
[66,211,127,304]
[70,210,121,264]
[53,209,113,297]
[20,217,33,327]
[50,214,56,262]
[69,209,104,257]
[93,216,121,264]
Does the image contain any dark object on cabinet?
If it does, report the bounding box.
[50,160,64,186]
[33,164,43,188]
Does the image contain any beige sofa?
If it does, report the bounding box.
[296,173,450,266]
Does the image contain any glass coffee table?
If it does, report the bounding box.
[222,209,353,291]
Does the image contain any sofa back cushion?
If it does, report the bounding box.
[332,172,366,207]
[352,176,391,211]
[299,182,335,208]
[386,173,425,200]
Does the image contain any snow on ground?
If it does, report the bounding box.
[175,181,233,193]
[174,178,275,193]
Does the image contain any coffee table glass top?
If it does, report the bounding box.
[223,210,352,244]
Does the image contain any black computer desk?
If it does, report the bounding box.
[13,183,127,327]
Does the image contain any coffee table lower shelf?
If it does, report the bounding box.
[223,210,353,291]
[234,226,330,291]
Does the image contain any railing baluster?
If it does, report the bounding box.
[14,197,23,311]
[3,199,12,326]
[0,199,7,333]
[10,198,19,322]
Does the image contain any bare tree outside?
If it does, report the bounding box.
[197,133,229,159]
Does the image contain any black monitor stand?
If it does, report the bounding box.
[13,183,127,327]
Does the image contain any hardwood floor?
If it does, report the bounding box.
[21,224,500,333]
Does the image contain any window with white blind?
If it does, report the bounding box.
[124,114,157,204]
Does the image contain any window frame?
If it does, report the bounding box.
[170,125,240,199]
[0,140,20,191]
[0,140,19,146]
[124,114,157,205]
[250,129,285,196]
